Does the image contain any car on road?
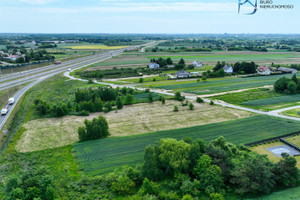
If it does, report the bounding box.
[8,97,15,105]
[67,68,72,72]
[55,61,62,64]
[1,107,9,115]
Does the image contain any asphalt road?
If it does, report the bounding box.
[0,42,155,131]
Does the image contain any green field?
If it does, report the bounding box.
[211,88,282,105]
[146,53,297,62]
[73,115,300,176]
[146,74,296,95]
[241,94,300,110]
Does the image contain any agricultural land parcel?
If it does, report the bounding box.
[212,88,300,111]
[72,115,300,176]
[16,100,253,152]
[143,73,297,95]
[85,51,300,69]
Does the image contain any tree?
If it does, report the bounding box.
[210,193,224,200]
[230,154,275,195]
[273,153,298,187]
[274,77,289,92]
[161,97,165,104]
[202,76,207,81]
[178,58,185,66]
[188,103,194,110]
[16,57,25,63]
[111,175,135,195]
[148,92,153,103]
[139,78,144,83]
[196,97,204,103]
[78,115,109,141]
[166,57,173,65]
[125,94,134,105]
[94,98,104,112]
[287,81,297,94]
[210,101,214,105]
[104,102,112,112]
[173,105,179,112]
[292,74,298,84]
[116,96,123,109]
[138,178,160,196]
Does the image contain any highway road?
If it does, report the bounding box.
[0,42,156,131]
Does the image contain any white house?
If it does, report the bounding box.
[223,65,233,74]
[149,62,160,69]
[175,70,192,78]
[192,61,203,68]
[257,66,271,75]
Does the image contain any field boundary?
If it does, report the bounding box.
[245,132,300,147]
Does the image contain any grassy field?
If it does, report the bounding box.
[144,74,296,95]
[72,115,300,176]
[285,135,300,147]
[247,186,300,200]
[0,85,23,108]
[250,141,300,169]
[16,100,253,152]
[281,108,300,118]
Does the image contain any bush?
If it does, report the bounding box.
[88,79,94,84]
[173,106,179,112]
[196,97,204,103]
[189,103,194,110]
[210,101,214,105]
[78,110,90,116]
[111,175,136,195]
[78,115,109,141]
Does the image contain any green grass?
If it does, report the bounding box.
[246,186,300,200]
[211,88,282,104]
[146,54,297,62]
[147,74,297,95]
[72,115,300,176]
[241,94,300,110]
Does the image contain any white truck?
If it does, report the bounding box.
[8,97,15,105]
[1,107,8,115]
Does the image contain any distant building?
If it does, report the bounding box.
[0,51,4,55]
[192,61,203,68]
[277,67,298,74]
[4,54,23,61]
[149,62,160,69]
[223,65,233,74]
[257,66,271,75]
[175,70,192,78]
[167,65,175,69]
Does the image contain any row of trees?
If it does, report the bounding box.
[214,61,257,74]
[103,137,298,199]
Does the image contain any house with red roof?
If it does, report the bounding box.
[257,66,271,75]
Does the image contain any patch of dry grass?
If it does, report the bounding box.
[16,100,254,152]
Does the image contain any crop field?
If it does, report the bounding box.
[72,115,300,176]
[17,100,251,152]
[66,45,129,50]
[241,94,300,110]
[146,74,296,95]
[282,108,300,118]
[211,88,282,105]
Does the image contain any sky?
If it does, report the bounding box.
[0,0,299,34]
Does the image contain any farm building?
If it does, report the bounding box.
[257,66,271,75]
[276,67,298,74]
[167,65,175,69]
[175,70,192,78]
[149,62,160,69]
[223,65,233,74]
[4,55,23,61]
[192,61,203,67]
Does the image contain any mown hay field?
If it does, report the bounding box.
[73,115,300,176]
